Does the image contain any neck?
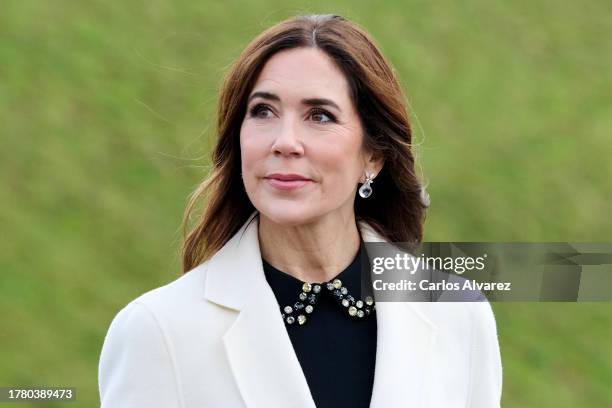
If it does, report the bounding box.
[258,211,361,283]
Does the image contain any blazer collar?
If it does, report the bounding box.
[204,211,438,408]
[203,211,384,311]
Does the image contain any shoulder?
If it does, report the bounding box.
[98,266,212,407]
[99,261,213,368]
[133,262,209,311]
[103,262,211,337]
[409,298,498,342]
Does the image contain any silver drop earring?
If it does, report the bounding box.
[359,171,375,198]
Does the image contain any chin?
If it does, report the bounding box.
[258,202,321,227]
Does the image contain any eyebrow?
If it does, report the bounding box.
[247,91,341,112]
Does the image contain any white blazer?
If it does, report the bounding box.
[98,211,503,407]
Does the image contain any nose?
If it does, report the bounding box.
[270,115,304,157]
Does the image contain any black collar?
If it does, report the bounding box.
[262,240,376,326]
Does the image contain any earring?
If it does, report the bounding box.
[420,184,431,207]
[359,171,375,198]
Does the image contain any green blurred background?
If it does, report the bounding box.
[1,1,611,406]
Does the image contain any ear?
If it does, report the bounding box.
[362,150,385,182]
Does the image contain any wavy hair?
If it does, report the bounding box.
[181,14,428,273]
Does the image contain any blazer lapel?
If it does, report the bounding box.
[368,301,437,407]
[359,222,438,408]
[204,211,437,408]
[205,212,316,408]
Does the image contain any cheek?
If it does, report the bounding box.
[314,140,362,191]
[240,127,266,172]
[239,134,262,203]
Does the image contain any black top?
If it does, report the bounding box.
[262,241,377,408]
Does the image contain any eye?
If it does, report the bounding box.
[248,104,336,124]
[310,108,336,124]
[248,103,274,120]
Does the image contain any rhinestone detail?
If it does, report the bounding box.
[279,275,376,326]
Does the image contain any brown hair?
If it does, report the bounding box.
[181,14,428,273]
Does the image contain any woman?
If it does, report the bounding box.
[98,14,502,408]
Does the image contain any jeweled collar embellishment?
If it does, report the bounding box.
[280,278,375,326]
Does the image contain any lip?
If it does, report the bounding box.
[265,173,311,181]
[264,173,313,191]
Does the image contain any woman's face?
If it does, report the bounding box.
[240,47,378,226]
